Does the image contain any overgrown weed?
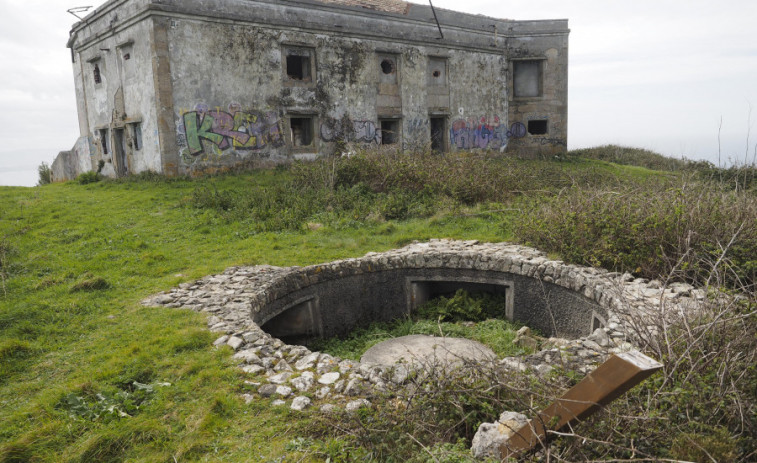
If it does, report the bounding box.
[514,178,757,289]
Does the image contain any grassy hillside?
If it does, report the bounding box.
[0,151,754,462]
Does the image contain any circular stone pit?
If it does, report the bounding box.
[143,239,705,410]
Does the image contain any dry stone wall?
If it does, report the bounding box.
[143,239,705,412]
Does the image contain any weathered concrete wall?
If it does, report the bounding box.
[66,0,162,179]
[51,136,95,182]
[168,15,511,172]
[506,24,570,158]
[259,267,603,341]
[64,0,569,178]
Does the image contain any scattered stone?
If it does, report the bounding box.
[291,373,314,392]
[291,396,312,411]
[295,353,320,370]
[513,334,539,351]
[471,411,529,459]
[274,359,293,372]
[233,349,261,364]
[258,384,278,398]
[271,399,286,406]
[390,365,410,384]
[500,357,527,372]
[315,386,331,400]
[339,359,357,374]
[213,335,229,346]
[227,336,244,351]
[242,365,265,375]
[345,399,371,413]
[242,331,262,343]
[268,372,293,384]
[320,403,338,414]
[587,328,611,347]
[275,386,293,397]
[344,378,366,396]
[318,372,340,385]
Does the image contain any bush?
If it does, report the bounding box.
[316,360,554,462]
[549,284,756,461]
[77,171,100,185]
[37,162,52,185]
[514,180,757,289]
[415,289,507,322]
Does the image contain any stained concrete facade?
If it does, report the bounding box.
[58,0,569,180]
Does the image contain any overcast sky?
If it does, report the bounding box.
[1,0,755,186]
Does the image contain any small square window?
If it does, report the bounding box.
[379,119,400,145]
[284,48,314,82]
[428,57,447,86]
[527,120,548,135]
[290,117,314,146]
[513,60,542,98]
[378,53,399,85]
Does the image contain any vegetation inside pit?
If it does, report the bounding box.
[308,290,535,360]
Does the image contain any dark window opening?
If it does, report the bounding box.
[430,117,446,152]
[286,54,311,81]
[123,53,131,60]
[432,70,441,78]
[290,117,314,146]
[93,63,102,84]
[513,60,542,98]
[114,128,127,177]
[381,58,395,75]
[380,120,399,145]
[130,123,143,151]
[527,120,548,135]
[99,129,109,155]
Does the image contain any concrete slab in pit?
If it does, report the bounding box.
[361,334,496,367]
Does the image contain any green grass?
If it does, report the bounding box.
[0,170,517,462]
[0,152,751,462]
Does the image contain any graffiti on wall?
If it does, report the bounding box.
[178,103,284,156]
[320,117,380,144]
[449,117,526,152]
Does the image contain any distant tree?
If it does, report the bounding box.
[37,162,52,185]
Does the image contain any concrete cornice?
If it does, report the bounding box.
[69,0,568,54]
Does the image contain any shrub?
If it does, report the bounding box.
[37,162,52,185]
[548,282,756,461]
[77,171,100,184]
[415,289,507,322]
[514,180,757,289]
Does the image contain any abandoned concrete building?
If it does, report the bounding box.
[53,0,569,180]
